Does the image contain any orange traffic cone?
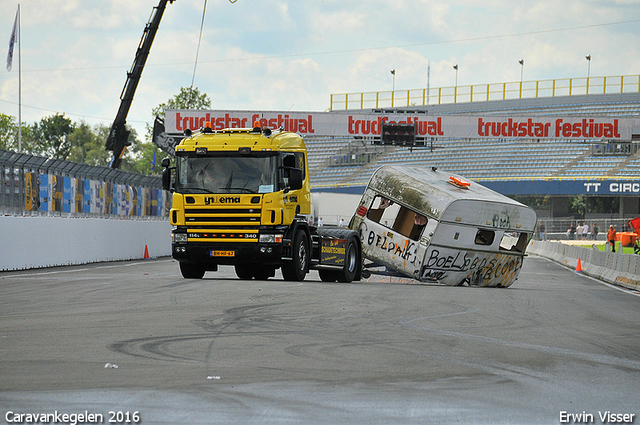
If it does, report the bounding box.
[144,245,150,260]
[575,258,582,273]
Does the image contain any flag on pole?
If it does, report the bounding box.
[628,216,640,232]
[6,6,18,72]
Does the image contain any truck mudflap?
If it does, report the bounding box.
[314,228,363,283]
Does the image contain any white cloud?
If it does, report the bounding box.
[1,0,639,141]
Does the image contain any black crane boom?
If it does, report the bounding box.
[106,0,175,169]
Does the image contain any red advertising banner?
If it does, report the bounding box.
[165,109,634,141]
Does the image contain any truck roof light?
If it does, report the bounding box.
[253,121,261,132]
[203,122,212,133]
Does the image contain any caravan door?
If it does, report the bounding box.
[357,195,430,279]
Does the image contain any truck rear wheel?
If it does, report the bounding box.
[180,262,205,279]
[282,230,309,281]
[318,237,358,283]
[337,238,358,283]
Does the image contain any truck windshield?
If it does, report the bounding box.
[175,154,278,194]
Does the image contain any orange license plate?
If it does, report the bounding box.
[210,250,235,257]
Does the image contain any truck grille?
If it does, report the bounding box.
[184,207,260,242]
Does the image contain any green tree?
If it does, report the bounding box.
[570,195,587,219]
[510,195,550,210]
[33,113,75,159]
[147,86,212,142]
[152,86,212,119]
[0,113,17,151]
[121,139,159,175]
[0,115,40,155]
[67,122,111,166]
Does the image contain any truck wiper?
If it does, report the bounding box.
[183,187,216,194]
[219,179,254,193]
[219,187,256,193]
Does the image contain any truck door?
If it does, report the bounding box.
[280,153,305,223]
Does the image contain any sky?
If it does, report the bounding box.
[1,0,640,142]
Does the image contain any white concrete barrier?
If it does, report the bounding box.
[528,240,640,290]
[0,216,172,271]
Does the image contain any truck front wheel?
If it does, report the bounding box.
[180,262,205,279]
[282,230,309,281]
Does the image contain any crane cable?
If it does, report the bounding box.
[190,0,237,105]
[189,0,208,101]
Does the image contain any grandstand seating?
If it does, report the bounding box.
[307,94,640,187]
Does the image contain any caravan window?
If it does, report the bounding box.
[366,195,428,241]
[499,232,528,252]
[475,229,495,246]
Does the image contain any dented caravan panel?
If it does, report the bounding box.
[350,165,537,287]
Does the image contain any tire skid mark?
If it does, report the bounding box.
[109,302,295,363]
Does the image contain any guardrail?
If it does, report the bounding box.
[330,74,640,110]
[528,240,640,290]
[0,149,168,218]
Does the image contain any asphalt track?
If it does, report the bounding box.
[1,255,639,425]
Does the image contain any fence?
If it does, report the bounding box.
[330,74,640,110]
[0,149,169,219]
[533,217,638,241]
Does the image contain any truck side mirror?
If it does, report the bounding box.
[162,166,174,192]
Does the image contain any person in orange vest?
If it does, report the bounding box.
[607,225,617,253]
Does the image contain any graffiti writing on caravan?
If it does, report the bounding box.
[366,230,419,265]
[174,112,316,133]
[477,118,622,139]
[348,116,444,136]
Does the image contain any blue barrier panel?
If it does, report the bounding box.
[1,149,167,218]
[39,174,49,212]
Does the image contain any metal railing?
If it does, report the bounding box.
[330,75,640,111]
[534,217,637,241]
[0,149,169,218]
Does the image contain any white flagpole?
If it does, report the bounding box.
[17,4,21,152]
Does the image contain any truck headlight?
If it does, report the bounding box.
[259,234,283,243]
[172,233,188,243]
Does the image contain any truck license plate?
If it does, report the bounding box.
[210,250,235,257]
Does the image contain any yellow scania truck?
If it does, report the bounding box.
[162,122,362,282]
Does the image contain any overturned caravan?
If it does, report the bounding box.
[350,165,537,287]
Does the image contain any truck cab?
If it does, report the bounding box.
[350,165,537,287]
[163,123,362,282]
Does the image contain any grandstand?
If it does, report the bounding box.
[307,92,640,188]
